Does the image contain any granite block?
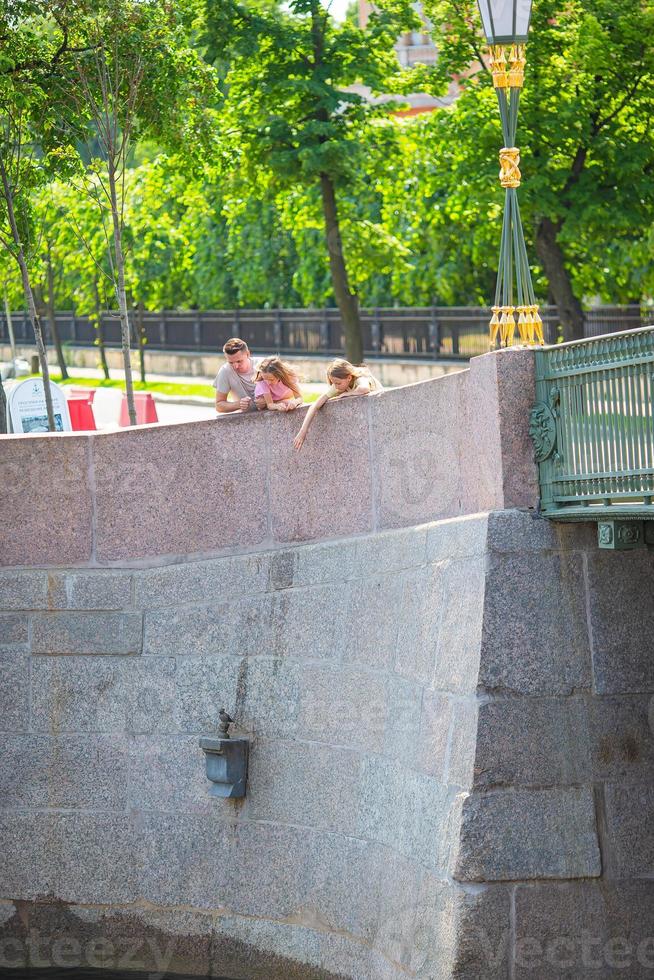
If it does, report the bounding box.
[493,348,539,509]
[144,599,253,657]
[459,354,503,513]
[31,656,178,734]
[174,656,242,734]
[0,571,48,609]
[370,374,465,528]
[452,883,512,980]
[0,653,28,732]
[0,812,57,899]
[459,351,538,513]
[400,772,454,872]
[447,698,479,789]
[273,581,351,661]
[371,849,427,971]
[456,787,601,881]
[589,695,654,781]
[297,663,387,752]
[514,881,654,979]
[267,549,297,591]
[394,564,445,684]
[479,551,592,695]
[320,931,384,980]
[392,874,453,980]
[0,614,27,647]
[382,673,422,767]
[134,812,231,908]
[605,783,654,877]
[31,612,142,656]
[50,572,133,611]
[128,735,213,814]
[246,738,361,835]
[474,698,590,789]
[344,573,403,669]
[417,690,452,778]
[356,756,405,848]
[0,434,93,567]
[31,656,127,734]
[0,735,129,809]
[586,549,654,694]
[233,657,301,739]
[425,513,489,563]
[93,416,269,562]
[269,398,374,543]
[354,525,428,571]
[371,870,437,974]
[434,557,486,694]
[52,813,136,903]
[225,821,313,919]
[135,552,270,609]
[291,538,357,587]
[303,834,384,942]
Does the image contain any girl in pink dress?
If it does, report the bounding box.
[254,357,303,412]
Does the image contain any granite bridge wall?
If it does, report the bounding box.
[1,349,653,979]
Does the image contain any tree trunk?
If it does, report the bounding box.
[107,164,136,425]
[45,244,68,379]
[93,280,110,380]
[136,300,146,383]
[319,172,363,364]
[4,291,17,365]
[0,156,55,430]
[535,217,585,342]
[0,374,7,433]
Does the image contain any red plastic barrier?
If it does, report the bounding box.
[67,397,97,431]
[69,387,96,404]
[119,392,159,426]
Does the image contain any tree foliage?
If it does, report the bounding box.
[1,0,653,356]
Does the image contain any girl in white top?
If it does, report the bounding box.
[293,358,382,450]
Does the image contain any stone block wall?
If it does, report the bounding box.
[1,509,654,978]
[0,514,491,979]
[0,348,538,567]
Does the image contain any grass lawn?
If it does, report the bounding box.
[29,374,322,403]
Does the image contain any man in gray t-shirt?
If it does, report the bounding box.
[212,338,260,414]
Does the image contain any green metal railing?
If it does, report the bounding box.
[531,326,654,524]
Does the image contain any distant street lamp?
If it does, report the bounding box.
[477,0,544,347]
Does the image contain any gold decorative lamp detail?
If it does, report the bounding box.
[477,0,544,347]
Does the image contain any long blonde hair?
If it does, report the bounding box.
[255,356,302,397]
[327,358,379,391]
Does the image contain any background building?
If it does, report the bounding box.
[358,0,457,114]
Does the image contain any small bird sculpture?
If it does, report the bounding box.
[218,708,233,738]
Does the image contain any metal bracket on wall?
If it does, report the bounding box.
[199,736,249,798]
[597,521,654,550]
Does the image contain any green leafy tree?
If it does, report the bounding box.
[422,0,654,339]
[62,0,217,422]
[206,0,423,362]
[0,0,88,429]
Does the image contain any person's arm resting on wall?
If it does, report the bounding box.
[215,390,248,414]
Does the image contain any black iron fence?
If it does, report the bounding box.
[1,305,648,360]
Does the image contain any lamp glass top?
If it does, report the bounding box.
[477,0,532,43]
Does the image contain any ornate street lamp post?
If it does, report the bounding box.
[477,0,544,347]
